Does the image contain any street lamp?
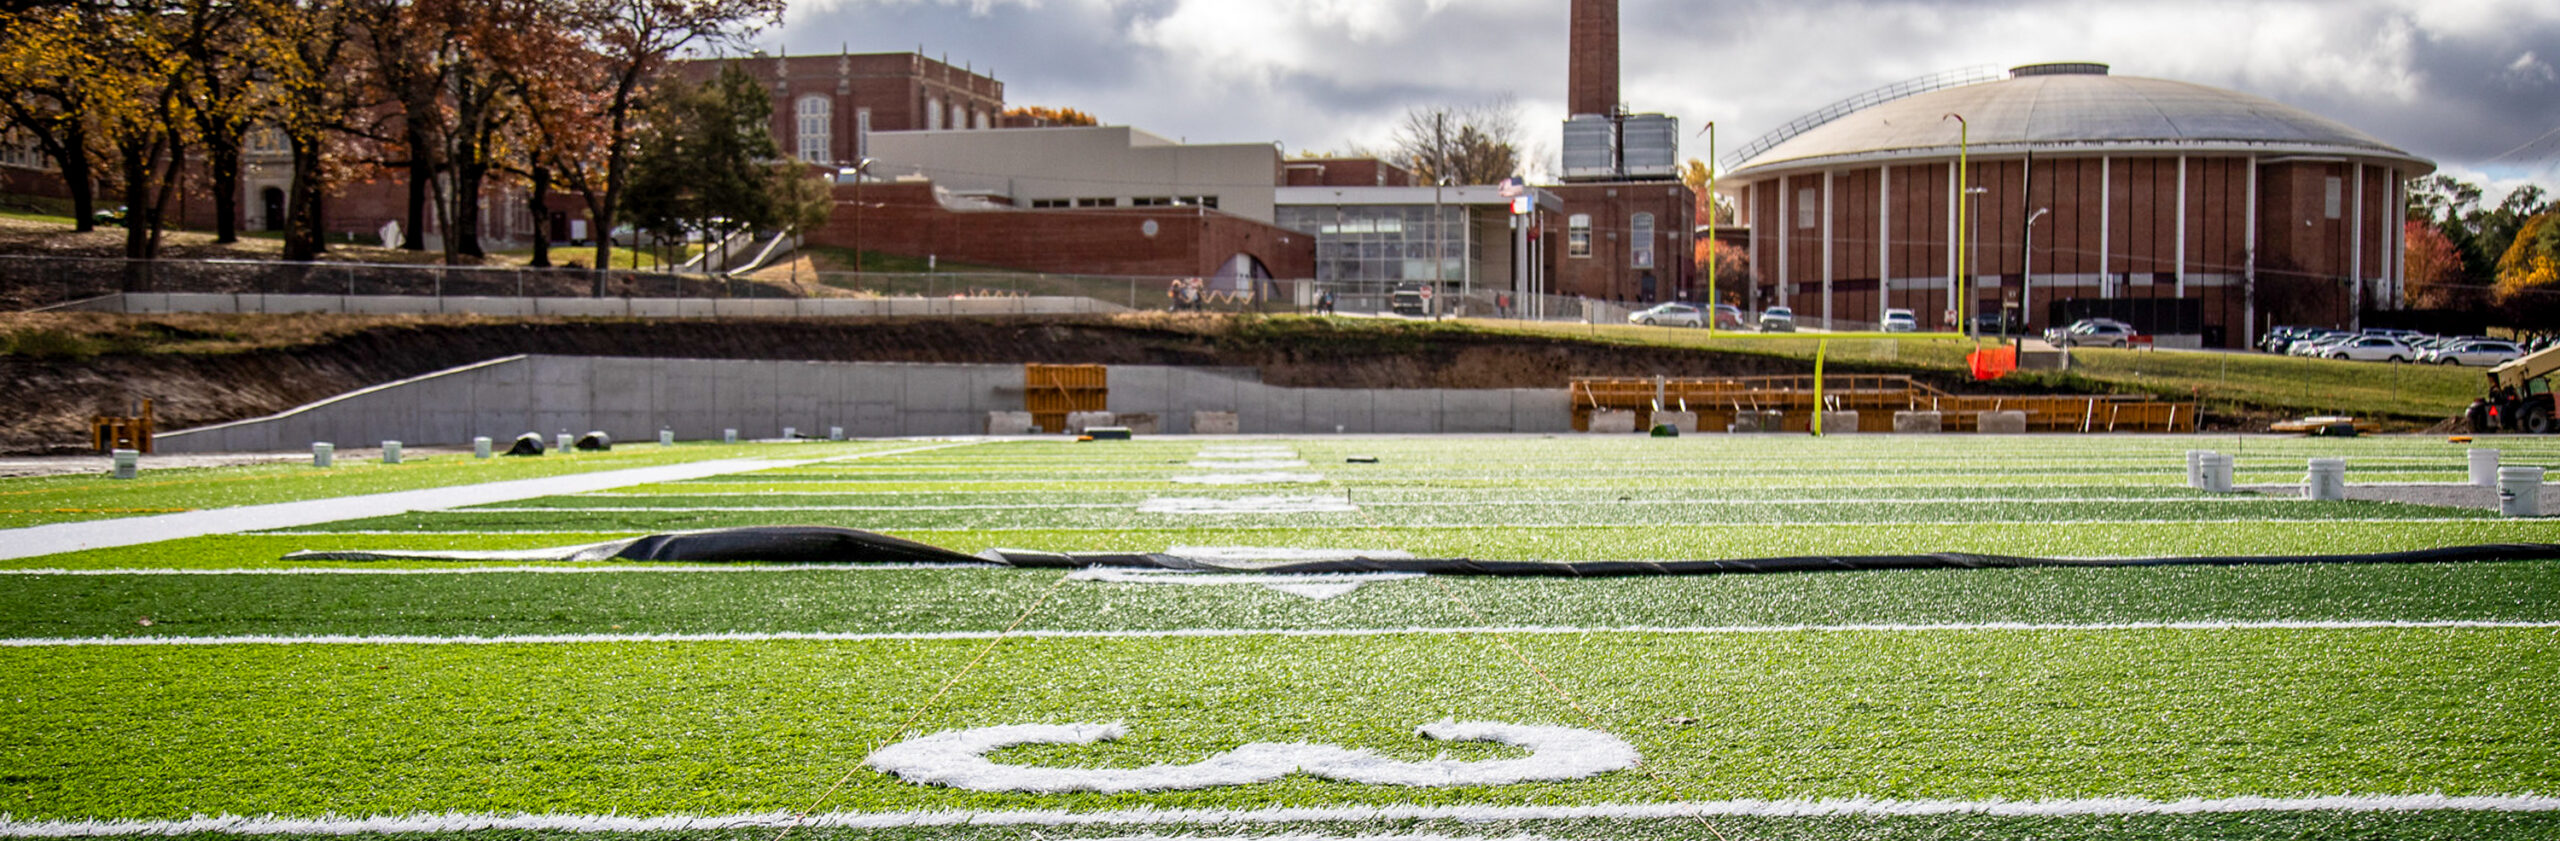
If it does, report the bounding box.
[1698,121,1718,335]
[1943,113,1969,336]
[1434,174,1453,319]
[839,157,876,274]
[2022,206,2050,336]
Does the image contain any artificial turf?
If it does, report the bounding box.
[4,434,2557,839]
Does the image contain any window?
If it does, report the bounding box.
[1131,197,1174,207]
[855,108,872,159]
[971,109,987,130]
[1031,199,1071,209]
[245,126,287,154]
[1796,188,1817,229]
[2324,177,2343,220]
[950,103,963,132]
[795,95,831,164]
[1630,212,1655,269]
[1568,214,1592,258]
[925,95,941,130]
[1182,196,1220,209]
[1076,197,1118,208]
[0,128,43,168]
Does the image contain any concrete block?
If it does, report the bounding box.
[1727,411,1784,433]
[1191,411,1240,435]
[1893,411,1944,433]
[1111,413,1160,435]
[164,293,237,313]
[1978,410,2029,434]
[1649,410,1699,432]
[1065,411,1116,434]
[349,295,434,315]
[1588,409,1637,434]
[1440,391,1514,433]
[1817,411,1861,433]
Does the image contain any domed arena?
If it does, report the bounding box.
[1721,62,2435,347]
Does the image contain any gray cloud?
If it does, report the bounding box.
[764,0,2560,184]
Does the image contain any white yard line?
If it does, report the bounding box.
[3,793,2555,836]
[436,496,2368,513]
[0,442,981,561]
[0,563,1006,577]
[251,517,2522,535]
[9,619,2553,648]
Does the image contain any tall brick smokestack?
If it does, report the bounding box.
[1569,0,1619,117]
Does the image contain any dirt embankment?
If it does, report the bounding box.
[0,313,2032,453]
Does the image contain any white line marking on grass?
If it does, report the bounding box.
[1187,460,1312,469]
[0,441,986,561]
[0,563,1005,577]
[867,721,1636,792]
[6,794,2557,836]
[11,620,2555,648]
[1170,472,1327,485]
[453,504,1128,512]
[1068,568,1418,600]
[1137,496,1360,515]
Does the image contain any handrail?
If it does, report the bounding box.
[1724,65,2004,170]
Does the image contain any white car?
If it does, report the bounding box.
[1758,306,1796,332]
[2049,321,2136,348]
[1628,303,1704,328]
[1881,309,1919,333]
[2326,336,2414,363]
[2426,340,2524,367]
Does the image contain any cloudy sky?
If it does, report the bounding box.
[756,0,2560,199]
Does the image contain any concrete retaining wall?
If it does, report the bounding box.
[155,355,1578,453]
[71,292,1131,318]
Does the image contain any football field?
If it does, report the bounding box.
[4,435,2558,840]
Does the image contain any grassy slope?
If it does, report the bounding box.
[0,311,2495,426]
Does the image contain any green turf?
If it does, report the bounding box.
[7,560,2559,640]
[6,434,2557,838]
[0,441,941,529]
[4,629,2553,821]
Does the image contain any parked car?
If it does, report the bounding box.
[1628,303,1704,328]
[1971,312,2027,336]
[1711,304,1745,330]
[2425,339,2525,367]
[2327,335,2414,363]
[2048,320,2137,348]
[1881,308,1919,333]
[2289,332,2355,356]
[1758,306,1796,332]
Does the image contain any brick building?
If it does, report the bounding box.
[673,51,1006,166]
[819,180,1310,287]
[1721,62,2435,346]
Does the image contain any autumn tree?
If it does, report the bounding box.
[2493,211,2560,333]
[173,0,264,243]
[2403,220,2470,310]
[348,0,452,251]
[487,0,610,269]
[566,0,785,283]
[1679,158,1735,225]
[84,1,195,264]
[0,4,103,231]
[1390,98,1523,185]
[248,0,368,261]
[1001,105,1096,127]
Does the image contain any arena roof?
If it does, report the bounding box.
[1729,63,2435,178]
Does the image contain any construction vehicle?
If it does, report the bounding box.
[2473,344,2560,433]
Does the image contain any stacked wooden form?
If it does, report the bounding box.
[1025,364,1109,434]
[1570,375,2198,434]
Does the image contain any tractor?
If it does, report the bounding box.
[2472,344,2560,434]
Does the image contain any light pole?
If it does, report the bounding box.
[1436,175,1456,319]
[840,157,876,274]
[1699,121,1718,334]
[2022,206,2049,336]
[1943,113,1969,336]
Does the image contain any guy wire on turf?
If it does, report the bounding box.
[1316,448,1741,841]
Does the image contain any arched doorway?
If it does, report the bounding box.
[260,188,286,232]
[1210,253,1276,301]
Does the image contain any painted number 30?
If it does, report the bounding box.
[867,720,1639,793]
